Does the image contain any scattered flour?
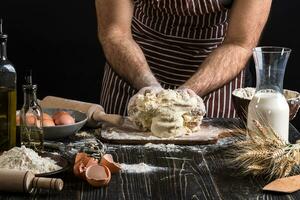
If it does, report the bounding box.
[232,87,300,101]
[232,87,255,100]
[102,123,225,143]
[0,146,61,174]
[144,143,181,152]
[103,128,160,140]
[75,131,93,138]
[120,162,166,173]
[216,137,237,146]
[144,143,204,152]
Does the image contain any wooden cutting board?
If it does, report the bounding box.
[99,118,242,145]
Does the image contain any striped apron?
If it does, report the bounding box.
[100,0,244,118]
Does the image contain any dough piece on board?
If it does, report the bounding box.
[128,89,206,137]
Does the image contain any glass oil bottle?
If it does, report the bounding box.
[0,19,17,150]
[20,73,44,151]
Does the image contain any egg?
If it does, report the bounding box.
[43,118,55,127]
[52,111,69,121]
[85,165,111,187]
[28,114,38,124]
[15,113,37,126]
[17,110,76,127]
[16,114,20,126]
[43,113,53,121]
[52,111,75,125]
[40,113,55,127]
[100,154,121,174]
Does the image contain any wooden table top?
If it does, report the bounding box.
[1,118,300,200]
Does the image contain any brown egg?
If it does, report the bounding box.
[85,165,111,187]
[100,154,121,174]
[54,114,75,125]
[16,114,20,126]
[74,153,91,179]
[73,152,100,180]
[16,113,38,126]
[25,113,37,126]
[52,111,69,121]
[43,113,53,121]
[73,162,87,179]
[75,152,89,165]
[43,118,55,127]
[52,111,75,125]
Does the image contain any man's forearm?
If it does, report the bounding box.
[182,43,252,97]
[101,35,159,90]
[182,0,271,97]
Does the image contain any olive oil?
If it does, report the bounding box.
[0,87,16,149]
[20,80,44,152]
[0,19,17,150]
[20,127,43,152]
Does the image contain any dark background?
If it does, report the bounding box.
[1,0,300,129]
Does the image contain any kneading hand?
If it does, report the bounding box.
[176,86,206,116]
[128,85,163,108]
[176,86,199,98]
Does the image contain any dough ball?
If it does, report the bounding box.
[128,89,206,137]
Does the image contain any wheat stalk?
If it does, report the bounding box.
[228,120,300,179]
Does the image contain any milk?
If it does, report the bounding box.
[247,91,289,142]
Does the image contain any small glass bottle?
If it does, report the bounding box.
[247,46,291,142]
[20,74,44,151]
[0,19,17,150]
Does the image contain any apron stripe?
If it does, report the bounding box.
[227,81,233,118]
[216,88,221,117]
[222,84,227,118]
[136,39,208,58]
[132,18,225,43]
[100,64,110,110]
[141,46,206,64]
[115,78,122,114]
[109,72,118,113]
[118,80,126,115]
[211,90,216,117]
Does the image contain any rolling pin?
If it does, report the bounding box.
[40,96,124,128]
[0,169,63,193]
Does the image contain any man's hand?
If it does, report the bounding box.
[176,86,206,116]
[128,85,163,108]
[177,86,199,98]
[137,85,163,95]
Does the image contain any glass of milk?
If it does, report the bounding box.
[247,46,291,142]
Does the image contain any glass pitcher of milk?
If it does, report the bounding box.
[247,46,291,142]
